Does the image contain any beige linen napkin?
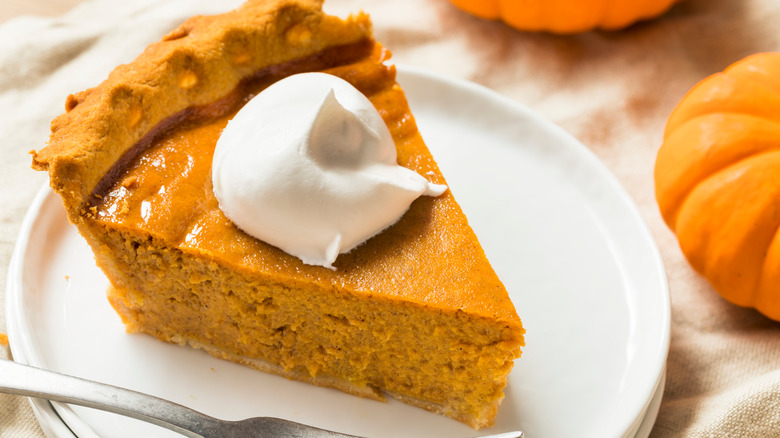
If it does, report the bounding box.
[2,0,780,437]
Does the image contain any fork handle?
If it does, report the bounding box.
[0,359,220,437]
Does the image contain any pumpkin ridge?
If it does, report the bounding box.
[656,112,780,230]
[700,148,780,191]
[724,52,780,97]
[679,152,780,306]
[665,110,780,140]
[665,73,780,137]
[723,70,780,108]
[663,73,729,137]
[662,149,780,232]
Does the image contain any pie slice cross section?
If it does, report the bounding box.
[32,0,525,429]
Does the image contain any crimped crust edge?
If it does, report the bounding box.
[32,0,372,222]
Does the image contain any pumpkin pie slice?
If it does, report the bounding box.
[32,0,524,429]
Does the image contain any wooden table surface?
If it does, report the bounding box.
[1,0,85,23]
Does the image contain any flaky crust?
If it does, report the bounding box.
[32,0,371,221]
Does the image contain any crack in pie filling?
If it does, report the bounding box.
[32,0,525,429]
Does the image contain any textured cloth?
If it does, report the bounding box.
[2,0,780,437]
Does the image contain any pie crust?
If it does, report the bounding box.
[32,0,524,429]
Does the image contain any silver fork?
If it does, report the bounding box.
[0,359,523,438]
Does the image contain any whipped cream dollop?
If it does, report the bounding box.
[212,72,447,269]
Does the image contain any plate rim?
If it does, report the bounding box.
[6,184,79,438]
[6,66,671,438]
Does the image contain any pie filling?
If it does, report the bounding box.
[62,17,522,431]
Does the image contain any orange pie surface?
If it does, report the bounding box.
[33,0,524,429]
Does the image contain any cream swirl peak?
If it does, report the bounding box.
[212,72,447,269]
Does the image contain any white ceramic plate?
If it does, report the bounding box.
[6,67,670,438]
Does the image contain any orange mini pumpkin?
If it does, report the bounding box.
[655,52,780,321]
[447,0,681,33]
